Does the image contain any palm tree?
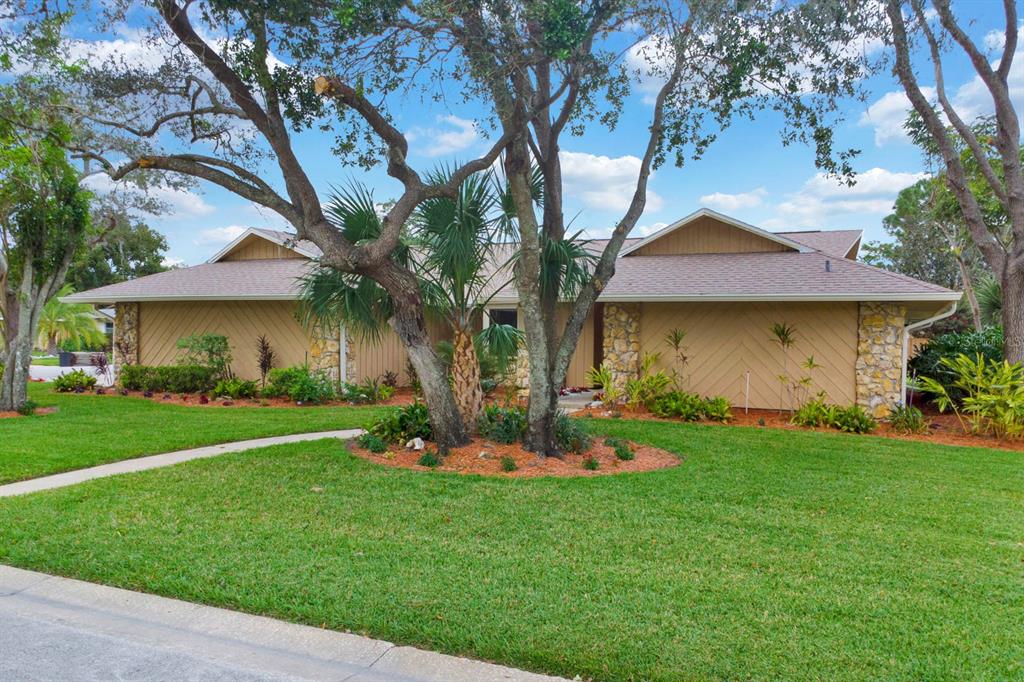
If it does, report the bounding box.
[36,285,106,354]
[976,275,1002,328]
[300,173,521,432]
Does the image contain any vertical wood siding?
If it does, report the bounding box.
[350,317,451,384]
[138,301,312,379]
[631,215,792,256]
[639,301,857,409]
[556,306,596,387]
[220,235,304,261]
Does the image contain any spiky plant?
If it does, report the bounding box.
[770,322,797,414]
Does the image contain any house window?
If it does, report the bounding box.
[489,308,518,328]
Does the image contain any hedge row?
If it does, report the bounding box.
[119,365,219,393]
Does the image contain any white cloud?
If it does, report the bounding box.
[634,221,668,237]
[407,115,479,156]
[699,187,767,212]
[161,256,186,268]
[194,225,247,245]
[559,150,663,213]
[764,167,927,229]
[82,175,215,218]
[860,24,1024,147]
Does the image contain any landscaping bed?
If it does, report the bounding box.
[347,436,679,477]
[83,387,418,409]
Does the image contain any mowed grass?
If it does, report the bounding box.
[0,419,1020,680]
[0,383,385,483]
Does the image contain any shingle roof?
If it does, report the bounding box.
[64,225,956,305]
[776,230,862,258]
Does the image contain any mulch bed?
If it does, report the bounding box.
[347,437,681,478]
[577,404,1024,453]
[0,407,58,419]
[80,388,419,409]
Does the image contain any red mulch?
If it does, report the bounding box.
[82,388,419,408]
[348,437,680,478]
[0,407,58,419]
[577,404,1024,454]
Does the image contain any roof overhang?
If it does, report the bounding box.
[206,227,318,263]
[61,293,299,304]
[619,208,813,257]
[487,292,962,305]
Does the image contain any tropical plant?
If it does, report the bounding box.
[663,327,690,389]
[53,369,97,393]
[212,378,258,400]
[417,450,441,468]
[262,366,312,399]
[478,404,528,444]
[500,455,517,472]
[791,395,836,428]
[605,437,635,461]
[370,402,433,444]
[976,275,1002,328]
[649,391,705,421]
[176,333,232,380]
[35,285,106,354]
[830,405,877,434]
[339,378,394,404]
[888,404,929,434]
[300,175,521,436]
[909,327,1003,401]
[119,365,218,394]
[356,433,388,454]
[585,363,621,405]
[255,335,275,388]
[770,322,797,413]
[555,411,592,454]
[288,370,336,404]
[916,353,1024,438]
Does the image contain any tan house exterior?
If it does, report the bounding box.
[65,209,961,417]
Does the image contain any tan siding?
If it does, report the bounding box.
[138,301,311,379]
[632,215,792,256]
[556,306,596,387]
[349,317,451,385]
[221,235,304,261]
[639,301,857,409]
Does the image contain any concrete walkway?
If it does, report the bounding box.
[0,565,566,681]
[29,364,115,386]
[0,430,364,498]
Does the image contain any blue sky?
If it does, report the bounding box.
[74,4,1017,267]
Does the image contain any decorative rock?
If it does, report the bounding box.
[602,303,642,394]
[405,437,425,451]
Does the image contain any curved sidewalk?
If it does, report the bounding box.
[0,429,364,498]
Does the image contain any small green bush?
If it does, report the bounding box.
[888,404,928,434]
[605,437,634,461]
[478,404,527,444]
[288,370,336,404]
[176,333,233,379]
[370,401,433,444]
[500,455,517,472]
[916,353,1024,437]
[701,396,732,423]
[356,433,388,453]
[830,405,877,434]
[17,400,37,416]
[339,377,394,404]
[120,365,217,393]
[53,369,97,393]
[582,455,599,471]
[262,366,309,398]
[417,450,441,467]
[909,327,1003,401]
[212,378,258,399]
[555,411,591,454]
[791,397,835,428]
[649,391,704,420]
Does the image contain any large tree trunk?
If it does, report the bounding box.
[0,283,45,412]
[375,263,468,452]
[1002,270,1024,364]
[450,327,482,434]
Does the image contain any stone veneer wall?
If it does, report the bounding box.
[855,302,906,418]
[113,302,139,374]
[602,303,642,393]
[307,323,356,378]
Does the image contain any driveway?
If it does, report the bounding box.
[29,364,114,387]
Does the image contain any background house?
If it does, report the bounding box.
[65,209,960,415]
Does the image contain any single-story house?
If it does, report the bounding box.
[65,208,961,416]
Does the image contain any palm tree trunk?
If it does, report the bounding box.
[451,327,483,434]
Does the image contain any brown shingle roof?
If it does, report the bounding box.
[776,229,862,258]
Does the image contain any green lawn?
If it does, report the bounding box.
[29,355,59,366]
[0,419,1019,680]
[0,384,385,484]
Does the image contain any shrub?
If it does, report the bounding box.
[582,455,599,471]
[585,363,621,404]
[478,404,527,444]
[916,353,1024,438]
[176,333,233,379]
[262,366,309,398]
[212,378,258,400]
[288,370,336,404]
[370,401,433,444]
[417,450,441,467]
[120,365,218,393]
[500,455,517,472]
[356,433,388,454]
[649,391,704,421]
[909,327,1003,401]
[340,377,394,404]
[791,397,835,428]
[256,335,276,387]
[830,405,877,434]
[380,370,399,388]
[17,400,37,416]
[555,411,591,454]
[605,437,634,461]
[53,369,97,393]
[701,396,732,423]
[888,404,928,434]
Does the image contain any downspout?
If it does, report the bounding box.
[900,301,958,404]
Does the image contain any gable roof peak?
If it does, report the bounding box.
[619,207,812,257]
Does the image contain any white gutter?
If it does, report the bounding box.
[900,301,958,404]
[486,292,963,305]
